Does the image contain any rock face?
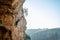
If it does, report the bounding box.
[0,0,26,40]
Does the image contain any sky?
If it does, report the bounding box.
[23,0,60,29]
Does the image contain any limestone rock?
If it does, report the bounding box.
[0,0,26,40]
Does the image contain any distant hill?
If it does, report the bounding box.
[31,28,60,40]
[25,29,41,36]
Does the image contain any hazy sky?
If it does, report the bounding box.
[23,0,60,29]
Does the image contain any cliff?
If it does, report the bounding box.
[0,0,26,40]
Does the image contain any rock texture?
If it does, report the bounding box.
[0,0,26,40]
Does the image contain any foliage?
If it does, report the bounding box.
[23,8,28,16]
[25,33,31,40]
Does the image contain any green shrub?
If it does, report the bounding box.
[25,33,31,40]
